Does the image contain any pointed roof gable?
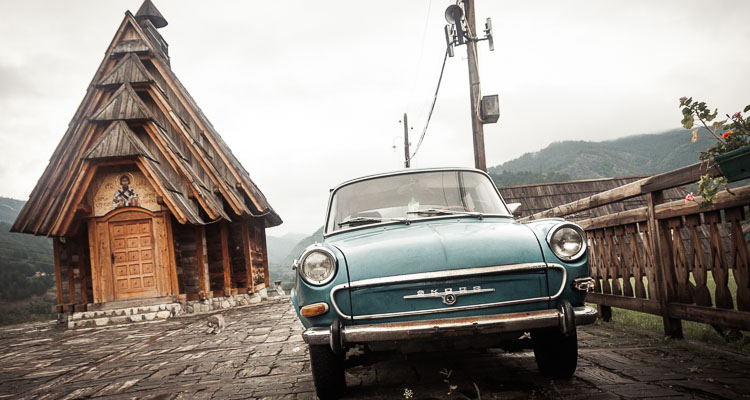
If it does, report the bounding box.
[12,5,281,236]
[97,53,154,87]
[90,83,152,122]
[83,121,156,161]
[135,0,168,29]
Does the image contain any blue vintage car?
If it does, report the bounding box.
[291,168,596,399]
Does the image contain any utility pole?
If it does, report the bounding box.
[402,113,410,168]
[463,0,486,172]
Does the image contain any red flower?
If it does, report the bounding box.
[685,193,694,203]
[722,130,733,139]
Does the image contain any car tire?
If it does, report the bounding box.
[309,344,346,399]
[532,323,578,378]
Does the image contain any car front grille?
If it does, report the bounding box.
[330,262,566,322]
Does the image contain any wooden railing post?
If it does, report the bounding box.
[646,190,683,338]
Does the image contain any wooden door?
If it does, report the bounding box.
[110,219,158,299]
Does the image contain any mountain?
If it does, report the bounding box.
[0,197,26,224]
[269,226,324,289]
[267,232,307,267]
[0,198,57,325]
[489,129,712,182]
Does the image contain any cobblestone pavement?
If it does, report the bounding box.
[1,296,749,399]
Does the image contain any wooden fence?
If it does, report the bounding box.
[522,161,750,337]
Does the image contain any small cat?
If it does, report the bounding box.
[206,314,225,334]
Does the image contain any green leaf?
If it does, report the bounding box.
[744,104,750,113]
[683,118,694,129]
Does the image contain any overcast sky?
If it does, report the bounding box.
[1,0,749,236]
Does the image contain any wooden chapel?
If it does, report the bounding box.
[11,0,282,313]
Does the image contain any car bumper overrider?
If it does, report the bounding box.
[302,303,597,351]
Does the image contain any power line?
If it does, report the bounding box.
[410,47,449,161]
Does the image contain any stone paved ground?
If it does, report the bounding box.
[1,296,749,399]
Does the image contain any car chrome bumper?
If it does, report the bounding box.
[302,305,597,347]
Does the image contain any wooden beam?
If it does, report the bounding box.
[164,214,179,296]
[241,219,254,292]
[667,303,750,332]
[194,226,210,298]
[587,292,661,315]
[523,178,644,220]
[66,242,76,305]
[78,240,88,304]
[220,222,232,293]
[578,207,648,231]
[87,220,103,303]
[523,160,721,221]
[647,190,683,338]
[654,184,750,220]
[640,160,718,193]
[53,240,64,306]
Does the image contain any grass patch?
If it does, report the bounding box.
[596,270,750,353]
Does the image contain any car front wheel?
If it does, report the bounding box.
[532,324,578,378]
[308,344,346,399]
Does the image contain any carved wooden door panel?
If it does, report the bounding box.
[109,219,158,299]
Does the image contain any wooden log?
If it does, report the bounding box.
[78,240,88,304]
[523,178,644,220]
[654,184,750,220]
[667,303,750,331]
[164,215,179,296]
[67,243,76,305]
[640,160,718,193]
[194,226,210,298]
[587,292,662,315]
[241,218,254,292]
[522,161,721,222]
[578,207,648,231]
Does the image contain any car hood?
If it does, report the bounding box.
[329,219,545,282]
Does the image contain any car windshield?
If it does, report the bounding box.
[326,170,511,233]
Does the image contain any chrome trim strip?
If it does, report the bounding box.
[329,263,567,321]
[403,287,495,306]
[302,305,598,345]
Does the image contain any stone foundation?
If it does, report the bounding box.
[182,289,268,314]
[65,289,270,329]
[67,303,183,329]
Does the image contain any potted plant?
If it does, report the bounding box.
[679,97,750,207]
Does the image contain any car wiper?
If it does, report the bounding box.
[338,216,408,227]
[407,208,484,219]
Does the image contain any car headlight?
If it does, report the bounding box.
[546,222,587,262]
[298,247,337,285]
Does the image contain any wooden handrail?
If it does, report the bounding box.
[521,160,719,221]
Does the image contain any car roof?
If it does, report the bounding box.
[329,167,491,193]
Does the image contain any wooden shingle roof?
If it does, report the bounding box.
[12,2,280,236]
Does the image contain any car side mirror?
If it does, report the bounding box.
[507,203,521,215]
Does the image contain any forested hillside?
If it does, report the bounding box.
[269,227,324,289]
[489,129,711,183]
[0,198,57,325]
